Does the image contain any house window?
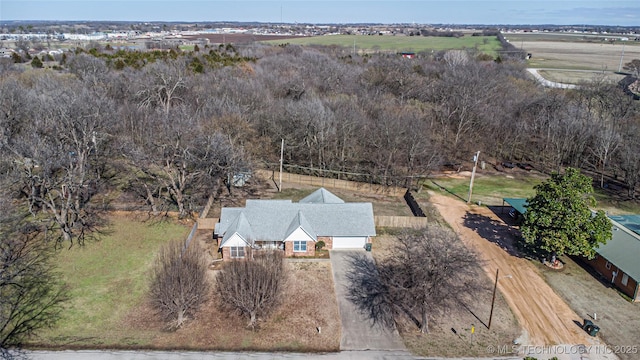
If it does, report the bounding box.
[293,241,307,252]
[230,246,245,258]
[621,273,629,286]
[605,261,611,270]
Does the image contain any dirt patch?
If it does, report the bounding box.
[538,256,640,360]
[428,190,606,347]
[255,178,413,217]
[121,261,340,352]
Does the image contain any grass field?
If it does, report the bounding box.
[537,69,625,84]
[423,172,544,206]
[502,33,640,71]
[263,34,502,56]
[421,171,640,215]
[33,215,191,347]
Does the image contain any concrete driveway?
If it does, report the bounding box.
[329,250,408,353]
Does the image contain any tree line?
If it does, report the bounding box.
[1,41,640,242]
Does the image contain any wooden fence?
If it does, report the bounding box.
[256,169,406,197]
[197,217,219,230]
[375,216,430,229]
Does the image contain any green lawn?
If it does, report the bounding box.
[423,173,545,206]
[34,216,190,347]
[593,190,640,215]
[422,173,640,214]
[264,35,501,56]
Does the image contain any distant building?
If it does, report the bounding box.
[400,51,415,59]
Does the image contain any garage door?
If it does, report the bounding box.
[332,236,367,249]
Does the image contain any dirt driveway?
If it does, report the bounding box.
[428,191,604,348]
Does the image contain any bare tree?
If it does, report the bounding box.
[216,251,287,329]
[1,74,113,246]
[136,60,189,114]
[130,108,247,218]
[0,198,68,356]
[149,239,210,330]
[623,59,640,78]
[617,120,640,198]
[67,53,109,88]
[347,225,483,333]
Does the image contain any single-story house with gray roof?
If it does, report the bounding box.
[214,188,376,259]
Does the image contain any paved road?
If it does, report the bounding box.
[23,348,620,360]
[526,68,578,89]
[23,350,420,360]
[329,250,408,353]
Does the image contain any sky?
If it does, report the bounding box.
[1,1,638,26]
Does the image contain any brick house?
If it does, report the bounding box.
[214,188,376,260]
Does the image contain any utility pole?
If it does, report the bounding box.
[488,268,499,330]
[467,151,480,204]
[278,139,284,192]
[488,269,512,330]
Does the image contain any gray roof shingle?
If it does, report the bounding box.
[216,189,375,248]
[299,187,345,204]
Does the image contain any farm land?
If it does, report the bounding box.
[263,34,502,56]
[503,32,640,84]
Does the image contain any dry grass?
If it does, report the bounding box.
[121,261,340,352]
[519,41,640,71]
[372,233,520,357]
[537,256,640,360]
[537,70,625,84]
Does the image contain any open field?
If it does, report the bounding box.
[522,41,639,71]
[501,33,640,71]
[537,69,625,84]
[424,171,545,207]
[424,171,640,215]
[503,32,634,44]
[32,215,191,348]
[263,34,502,56]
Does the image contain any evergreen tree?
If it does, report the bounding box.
[521,168,611,260]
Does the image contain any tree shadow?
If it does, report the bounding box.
[460,302,488,329]
[462,210,524,258]
[343,253,397,330]
[569,255,616,290]
[430,180,466,202]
